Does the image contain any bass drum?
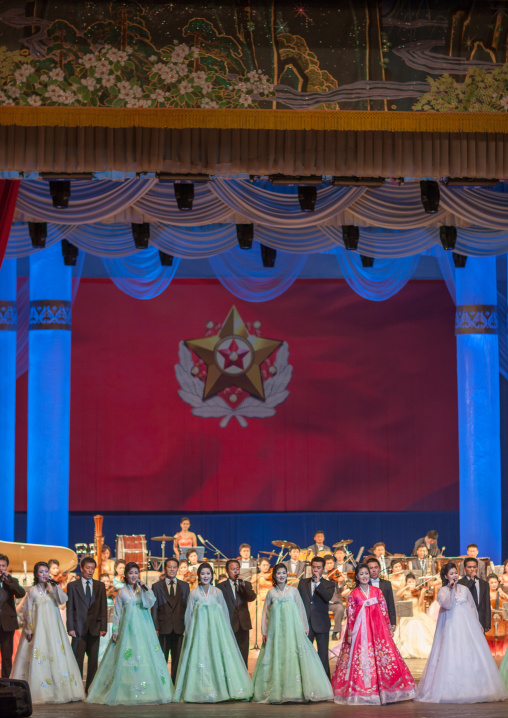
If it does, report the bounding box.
[116,534,147,571]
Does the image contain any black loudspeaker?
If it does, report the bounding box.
[0,679,32,717]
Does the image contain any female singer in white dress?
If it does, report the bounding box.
[416,562,508,704]
[11,562,84,704]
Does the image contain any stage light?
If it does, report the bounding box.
[439,225,457,251]
[260,244,276,268]
[445,177,498,187]
[131,223,150,249]
[28,222,47,249]
[236,224,254,250]
[268,175,322,185]
[453,252,467,268]
[333,176,385,187]
[298,186,317,212]
[174,183,194,211]
[159,250,174,266]
[360,255,374,268]
[342,225,360,251]
[420,180,440,213]
[61,240,79,267]
[49,180,71,209]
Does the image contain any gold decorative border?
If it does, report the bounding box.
[0,107,507,133]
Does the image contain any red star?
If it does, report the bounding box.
[218,338,249,369]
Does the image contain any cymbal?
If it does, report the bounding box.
[332,540,353,548]
[151,535,175,542]
[259,550,278,557]
[272,540,297,549]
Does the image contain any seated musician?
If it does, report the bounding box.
[459,544,486,579]
[186,548,200,573]
[284,546,306,582]
[323,554,350,640]
[412,529,441,558]
[173,517,198,559]
[101,545,116,576]
[238,543,257,581]
[409,545,434,576]
[113,558,126,589]
[177,558,189,581]
[333,546,353,574]
[500,560,508,587]
[372,542,391,576]
[307,531,331,556]
[388,559,407,591]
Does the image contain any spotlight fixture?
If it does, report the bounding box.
[439,225,457,251]
[260,244,276,268]
[174,183,194,211]
[342,225,360,251]
[268,175,322,185]
[28,222,47,249]
[445,177,498,187]
[61,239,79,267]
[159,250,174,267]
[131,222,150,249]
[360,255,374,268]
[452,252,467,268]
[298,186,317,212]
[236,224,254,250]
[49,180,71,209]
[420,180,440,213]
[333,176,385,187]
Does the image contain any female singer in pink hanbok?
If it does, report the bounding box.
[331,564,416,706]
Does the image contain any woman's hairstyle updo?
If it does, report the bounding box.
[33,561,49,585]
[354,563,371,587]
[123,561,140,583]
[271,562,287,587]
[487,572,500,583]
[197,562,214,584]
[439,561,457,586]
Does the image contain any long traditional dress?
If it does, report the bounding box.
[11,584,84,704]
[393,593,436,659]
[86,585,173,705]
[98,592,115,664]
[417,584,508,704]
[252,585,333,704]
[332,585,416,706]
[173,584,252,703]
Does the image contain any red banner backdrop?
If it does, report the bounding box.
[15,278,458,512]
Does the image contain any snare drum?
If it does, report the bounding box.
[116,534,147,571]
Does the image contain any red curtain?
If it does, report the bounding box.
[0,180,20,271]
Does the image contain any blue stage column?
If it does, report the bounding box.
[455,256,501,562]
[28,244,72,546]
[0,259,17,541]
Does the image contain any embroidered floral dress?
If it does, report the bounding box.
[86,585,173,705]
[173,585,252,703]
[252,585,333,703]
[332,585,416,705]
[11,584,84,704]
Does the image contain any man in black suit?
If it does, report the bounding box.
[0,553,26,678]
[151,557,189,683]
[366,558,396,630]
[217,559,256,666]
[458,557,491,632]
[67,556,107,692]
[298,556,335,679]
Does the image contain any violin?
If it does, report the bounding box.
[106,585,119,599]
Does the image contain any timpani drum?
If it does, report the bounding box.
[116,534,148,571]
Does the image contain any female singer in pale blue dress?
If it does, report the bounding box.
[86,562,173,705]
[11,562,84,704]
[173,562,253,703]
[252,563,333,704]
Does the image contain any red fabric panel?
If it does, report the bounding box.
[15,278,459,512]
[0,180,20,271]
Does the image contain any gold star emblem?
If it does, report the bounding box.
[185,306,282,400]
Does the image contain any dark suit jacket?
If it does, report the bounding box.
[0,576,26,632]
[67,579,107,637]
[284,560,307,579]
[412,537,440,558]
[459,560,486,580]
[373,579,396,626]
[298,577,335,633]
[217,579,256,632]
[151,578,189,635]
[458,576,491,631]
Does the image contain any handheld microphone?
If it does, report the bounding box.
[48,578,58,587]
[138,581,148,592]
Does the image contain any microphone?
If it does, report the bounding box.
[138,581,148,592]
[48,578,58,587]
[197,534,206,545]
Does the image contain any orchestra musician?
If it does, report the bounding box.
[251,558,275,645]
[283,546,306,583]
[238,544,258,581]
[500,560,508,587]
[0,553,26,678]
[412,530,441,558]
[388,559,406,591]
[100,545,115,576]
[333,546,353,574]
[459,544,486,580]
[113,559,126,589]
[173,517,198,560]
[323,554,351,640]
[409,545,435,575]
[307,531,331,557]
[486,573,508,657]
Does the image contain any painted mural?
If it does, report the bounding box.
[0,0,506,111]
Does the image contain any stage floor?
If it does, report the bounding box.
[30,658,508,718]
